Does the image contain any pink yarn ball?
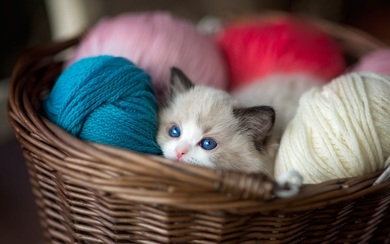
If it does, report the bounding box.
[352,49,390,75]
[66,12,228,101]
[216,17,346,90]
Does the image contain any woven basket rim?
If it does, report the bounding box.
[8,13,390,213]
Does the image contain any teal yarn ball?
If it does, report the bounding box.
[43,55,162,155]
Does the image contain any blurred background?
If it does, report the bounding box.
[0,0,389,243]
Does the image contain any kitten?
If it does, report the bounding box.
[157,68,279,176]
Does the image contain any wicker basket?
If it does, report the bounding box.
[8,14,390,243]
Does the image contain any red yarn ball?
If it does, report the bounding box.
[216,17,346,90]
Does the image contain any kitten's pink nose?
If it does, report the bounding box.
[175,144,190,160]
[176,151,186,160]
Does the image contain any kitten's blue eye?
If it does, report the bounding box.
[200,138,217,150]
[169,125,181,138]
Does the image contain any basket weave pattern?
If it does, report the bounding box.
[8,17,390,243]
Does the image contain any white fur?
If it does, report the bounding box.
[233,73,325,137]
[161,120,214,167]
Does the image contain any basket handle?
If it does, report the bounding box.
[217,170,303,200]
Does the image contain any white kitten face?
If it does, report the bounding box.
[160,120,215,168]
[157,68,278,176]
[158,86,235,168]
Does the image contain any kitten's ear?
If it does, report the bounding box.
[233,106,275,150]
[170,67,194,96]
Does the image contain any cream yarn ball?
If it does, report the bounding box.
[275,72,390,183]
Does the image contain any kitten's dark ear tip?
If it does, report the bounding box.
[258,106,275,122]
[233,106,275,123]
[171,67,180,74]
[170,67,185,80]
[169,66,194,95]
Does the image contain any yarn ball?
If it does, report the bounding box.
[44,55,162,155]
[275,72,390,184]
[66,12,228,101]
[352,49,390,75]
[216,17,346,90]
